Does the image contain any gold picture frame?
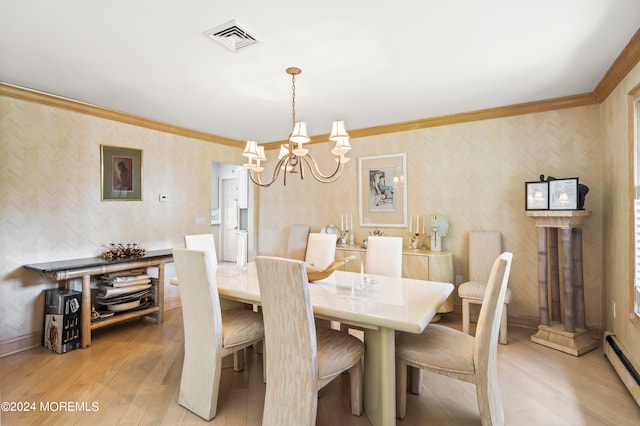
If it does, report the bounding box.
[101,145,143,201]
[358,153,407,228]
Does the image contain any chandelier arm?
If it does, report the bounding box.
[247,155,292,188]
[300,154,344,183]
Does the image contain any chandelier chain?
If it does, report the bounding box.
[291,73,296,128]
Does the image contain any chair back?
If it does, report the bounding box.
[474,252,512,374]
[256,256,318,425]
[172,248,223,418]
[305,233,337,269]
[286,224,310,260]
[366,236,403,277]
[468,231,501,282]
[185,234,218,268]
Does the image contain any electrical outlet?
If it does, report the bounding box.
[195,216,206,225]
[455,275,462,286]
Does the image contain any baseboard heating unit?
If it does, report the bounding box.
[603,332,640,407]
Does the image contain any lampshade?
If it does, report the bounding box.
[278,144,289,159]
[256,145,266,162]
[289,121,310,143]
[243,140,259,158]
[329,120,349,141]
[331,138,351,156]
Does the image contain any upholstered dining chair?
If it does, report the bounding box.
[255,256,364,425]
[395,252,513,425]
[184,233,218,267]
[305,233,338,270]
[172,248,265,421]
[365,236,403,277]
[286,224,310,260]
[458,231,511,344]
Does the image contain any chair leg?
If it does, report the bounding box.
[475,368,505,426]
[348,360,363,416]
[233,349,245,371]
[395,358,408,419]
[499,304,508,345]
[462,299,471,335]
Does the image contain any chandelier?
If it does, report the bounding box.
[242,67,351,187]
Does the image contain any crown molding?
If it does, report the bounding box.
[0,83,243,148]
[594,27,640,101]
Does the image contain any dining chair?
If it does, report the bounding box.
[305,232,337,270]
[286,224,310,260]
[184,233,218,267]
[365,235,403,277]
[340,235,404,335]
[395,252,513,425]
[255,256,364,425]
[172,248,265,421]
[458,231,512,344]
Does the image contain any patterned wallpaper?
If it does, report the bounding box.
[256,106,604,327]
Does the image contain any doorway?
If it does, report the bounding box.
[221,177,238,262]
[212,163,253,264]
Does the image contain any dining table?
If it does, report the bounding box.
[192,261,454,426]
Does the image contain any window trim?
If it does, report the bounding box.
[629,83,640,320]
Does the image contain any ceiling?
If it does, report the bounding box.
[2,1,640,145]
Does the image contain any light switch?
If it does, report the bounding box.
[159,194,169,202]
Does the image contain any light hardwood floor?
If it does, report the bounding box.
[1,307,639,425]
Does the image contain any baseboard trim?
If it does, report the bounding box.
[0,332,41,358]
[604,332,640,407]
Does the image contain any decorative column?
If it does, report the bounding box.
[526,210,598,356]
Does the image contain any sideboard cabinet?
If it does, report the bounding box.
[25,249,173,348]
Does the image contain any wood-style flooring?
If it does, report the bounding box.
[1,307,639,425]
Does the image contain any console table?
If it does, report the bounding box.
[24,249,173,348]
[335,246,454,313]
[526,211,597,356]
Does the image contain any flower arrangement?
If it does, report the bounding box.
[102,243,146,260]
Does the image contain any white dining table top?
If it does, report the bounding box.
[214,262,454,334]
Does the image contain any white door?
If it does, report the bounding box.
[221,178,238,262]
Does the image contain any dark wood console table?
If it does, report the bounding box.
[526,211,597,356]
[25,249,173,348]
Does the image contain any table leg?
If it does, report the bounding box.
[81,274,91,348]
[364,327,395,426]
[156,262,165,324]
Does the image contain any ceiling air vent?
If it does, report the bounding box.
[203,19,257,52]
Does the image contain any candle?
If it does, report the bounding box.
[410,216,413,233]
[422,216,425,234]
[341,214,344,232]
[350,214,353,231]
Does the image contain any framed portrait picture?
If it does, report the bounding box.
[358,153,407,228]
[525,181,549,210]
[101,145,143,201]
[549,178,579,210]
